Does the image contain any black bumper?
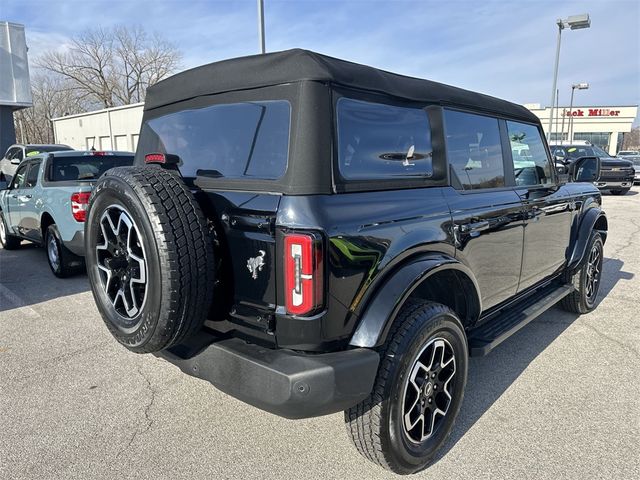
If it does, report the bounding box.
[156,336,380,419]
[64,230,85,256]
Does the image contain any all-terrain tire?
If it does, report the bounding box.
[85,166,215,353]
[344,301,468,475]
[561,231,604,314]
[45,224,84,277]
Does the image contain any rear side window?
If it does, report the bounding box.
[49,155,134,181]
[139,101,290,179]
[444,109,505,190]
[337,98,433,180]
[25,162,41,187]
[507,121,553,186]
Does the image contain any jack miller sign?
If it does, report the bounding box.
[562,108,621,117]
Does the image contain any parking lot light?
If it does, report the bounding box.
[568,82,590,142]
[548,13,591,140]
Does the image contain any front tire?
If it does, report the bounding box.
[45,224,83,278]
[561,231,604,314]
[345,301,468,474]
[0,210,21,250]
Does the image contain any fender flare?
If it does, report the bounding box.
[349,253,481,348]
[566,207,607,273]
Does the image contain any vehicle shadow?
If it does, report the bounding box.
[432,256,632,463]
[0,243,89,313]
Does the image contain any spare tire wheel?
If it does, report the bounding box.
[85,166,215,353]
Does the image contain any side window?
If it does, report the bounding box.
[10,164,28,189]
[25,162,41,188]
[13,149,24,161]
[336,98,433,180]
[507,121,553,186]
[4,147,18,160]
[444,109,505,190]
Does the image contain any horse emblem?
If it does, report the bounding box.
[247,250,266,280]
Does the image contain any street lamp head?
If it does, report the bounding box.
[566,13,591,30]
[572,82,590,90]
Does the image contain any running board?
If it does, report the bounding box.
[468,284,574,357]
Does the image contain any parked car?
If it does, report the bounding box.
[617,150,640,158]
[0,150,134,277]
[628,157,640,184]
[84,49,607,474]
[0,144,73,183]
[550,143,634,195]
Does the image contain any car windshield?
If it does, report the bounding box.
[632,158,640,166]
[561,145,611,160]
[49,154,134,181]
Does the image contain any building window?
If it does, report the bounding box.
[573,132,610,151]
[549,132,567,142]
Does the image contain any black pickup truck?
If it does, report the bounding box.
[84,49,607,474]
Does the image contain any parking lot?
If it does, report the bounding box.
[0,188,638,480]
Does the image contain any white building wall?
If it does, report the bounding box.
[524,104,638,155]
[52,103,144,152]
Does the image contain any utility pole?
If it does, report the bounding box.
[257,0,266,54]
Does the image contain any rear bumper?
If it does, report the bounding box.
[156,335,380,419]
[64,230,85,256]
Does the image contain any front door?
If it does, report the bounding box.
[506,120,573,291]
[5,162,30,233]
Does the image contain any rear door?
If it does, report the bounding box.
[19,160,43,241]
[507,121,574,291]
[442,109,525,310]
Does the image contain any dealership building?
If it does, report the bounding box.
[524,104,638,155]
[51,102,638,156]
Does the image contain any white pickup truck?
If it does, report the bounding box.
[0,150,134,277]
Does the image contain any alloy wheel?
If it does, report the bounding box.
[47,234,60,271]
[585,242,602,301]
[96,205,148,319]
[401,337,456,443]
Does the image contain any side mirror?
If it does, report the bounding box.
[10,158,21,165]
[0,180,7,190]
[569,156,600,183]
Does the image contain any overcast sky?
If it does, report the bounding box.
[4,0,639,109]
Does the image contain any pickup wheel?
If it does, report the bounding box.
[344,301,468,474]
[561,231,604,314]
[45,224,83,278]
[0,210,21,250]
[85,166,215,353]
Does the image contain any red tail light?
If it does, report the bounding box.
[284,233,323,315]
[71,192,91,222]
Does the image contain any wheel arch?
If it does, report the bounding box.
[567,207,607,273]
[349,254,481,348]
[40,211,56,241]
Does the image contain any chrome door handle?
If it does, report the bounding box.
[459,220,490,233]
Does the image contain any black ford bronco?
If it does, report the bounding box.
[85,49,607,474]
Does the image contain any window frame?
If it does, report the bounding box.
[23,160,42,189]
[504,119,557,189]
[9,162,30,190]
[331,87,448,193]
[442,106,557,193]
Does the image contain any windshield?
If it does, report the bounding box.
[49,155,134,181]
[559,145,611,160]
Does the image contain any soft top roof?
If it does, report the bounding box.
[145,48,537,123]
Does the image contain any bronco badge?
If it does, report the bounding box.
[247,250,266,280]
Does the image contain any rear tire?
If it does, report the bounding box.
[85,166,215,353]
[45,224,84,278]
[0,210,21,250]
[561,231,604,314]
[344,301,468,474]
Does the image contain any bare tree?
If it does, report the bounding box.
[622,127,640,150]
[14,72,87,144]
[37,25,181,109]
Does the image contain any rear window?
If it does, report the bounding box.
[138,101,290,179]
[48,155,134,182]
[26,146,72,156]
[337,98,433,180]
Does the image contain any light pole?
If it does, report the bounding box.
[257,0,266,54]
[548,14,591,140]
[567,82,589,142]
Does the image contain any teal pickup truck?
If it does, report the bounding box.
[0,150,134,277]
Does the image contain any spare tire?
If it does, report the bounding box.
[85,166,215,353]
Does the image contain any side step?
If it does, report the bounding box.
[468,284,574,357]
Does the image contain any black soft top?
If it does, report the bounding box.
[145,48,537,123]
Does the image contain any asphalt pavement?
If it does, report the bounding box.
[1,188,639,480]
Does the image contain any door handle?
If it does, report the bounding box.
[459,220,490,234]
[20,194,32,200]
